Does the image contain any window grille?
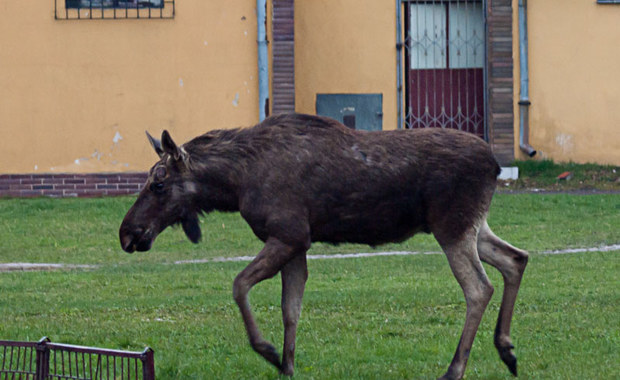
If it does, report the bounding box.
[55,0,175,20]
[403,0,486,139]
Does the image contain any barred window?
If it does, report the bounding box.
[55,0,174,19]
[66,1,164,8]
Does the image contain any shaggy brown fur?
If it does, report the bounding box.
[120,113,528,380]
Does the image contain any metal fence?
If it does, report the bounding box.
[0,337,154,380]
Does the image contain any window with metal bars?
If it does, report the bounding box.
[403,0,486,139]
[66,1,163,8]
[55,0,175,19]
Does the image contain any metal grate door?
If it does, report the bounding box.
[404,0,486,139]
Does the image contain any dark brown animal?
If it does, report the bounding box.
[119,113,528,380]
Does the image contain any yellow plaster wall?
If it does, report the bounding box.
[515,0,620,165]
[0,0,259,174]
[295,0,398,130]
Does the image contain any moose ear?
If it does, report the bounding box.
[146,131,164,158]
[182,213,202,244]
[161,130,189,164]
[161,130,178,157]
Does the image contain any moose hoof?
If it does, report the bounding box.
[498,346,518,376]
[437,373,460,380]
[437,368,462,380]
[279,365,295,377]
[253,341,281,369]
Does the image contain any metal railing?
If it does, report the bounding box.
[0,337,154,380]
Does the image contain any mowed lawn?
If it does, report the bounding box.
[0,194,619,379]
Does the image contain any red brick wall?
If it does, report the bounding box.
[272,0,295,114]
[0,173,147,198]
[486,0,515,165]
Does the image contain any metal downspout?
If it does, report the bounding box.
[396,0,404,129]
[518,0,536,156]
[257,0,269,121]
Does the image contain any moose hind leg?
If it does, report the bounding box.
[436,229,495,380]
[477,221,528,376]
[280,254,308,376]
[233,237,304,371]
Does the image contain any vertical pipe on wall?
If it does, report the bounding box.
[518,0,536,157]
[483,0,489,142]
[257,0,269,121]
[396,0,404,129]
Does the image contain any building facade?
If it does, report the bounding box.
[0,0,618,197]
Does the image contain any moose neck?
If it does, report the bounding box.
[183,130,253,214]
[184,161,240,213]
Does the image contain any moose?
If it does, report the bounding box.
[119,113,528,380]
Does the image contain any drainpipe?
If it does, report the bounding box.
[396,0,404,129]
[518,0,536,157]
[257,0,269,121]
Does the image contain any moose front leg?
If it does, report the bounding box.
[280,254,308,376]
[233,236,308,373]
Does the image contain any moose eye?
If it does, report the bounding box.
[150,182,165,194]
[155,166,167,180]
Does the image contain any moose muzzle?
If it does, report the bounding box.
[119,225,154,253]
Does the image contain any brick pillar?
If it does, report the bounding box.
[487,0,515,165]
[272,0,295,114]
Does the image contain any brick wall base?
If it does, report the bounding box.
[0,173,147,198]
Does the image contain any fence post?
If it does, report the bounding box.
[35,337,51,380]
[142,347,155,380]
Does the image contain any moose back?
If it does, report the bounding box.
[119,113,528,380]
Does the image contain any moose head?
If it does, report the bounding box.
[119,131,202,253]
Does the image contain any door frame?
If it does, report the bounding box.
[403,0,487,140]
[404,1,487,139]
[397,0,516,164]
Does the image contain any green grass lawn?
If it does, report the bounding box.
[1,253,618,379]
[0,193,618,265]
[503,160,619,191]
[0,194,619,379]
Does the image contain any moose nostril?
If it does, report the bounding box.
[120,234,136,253]
[119,226,145,253]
